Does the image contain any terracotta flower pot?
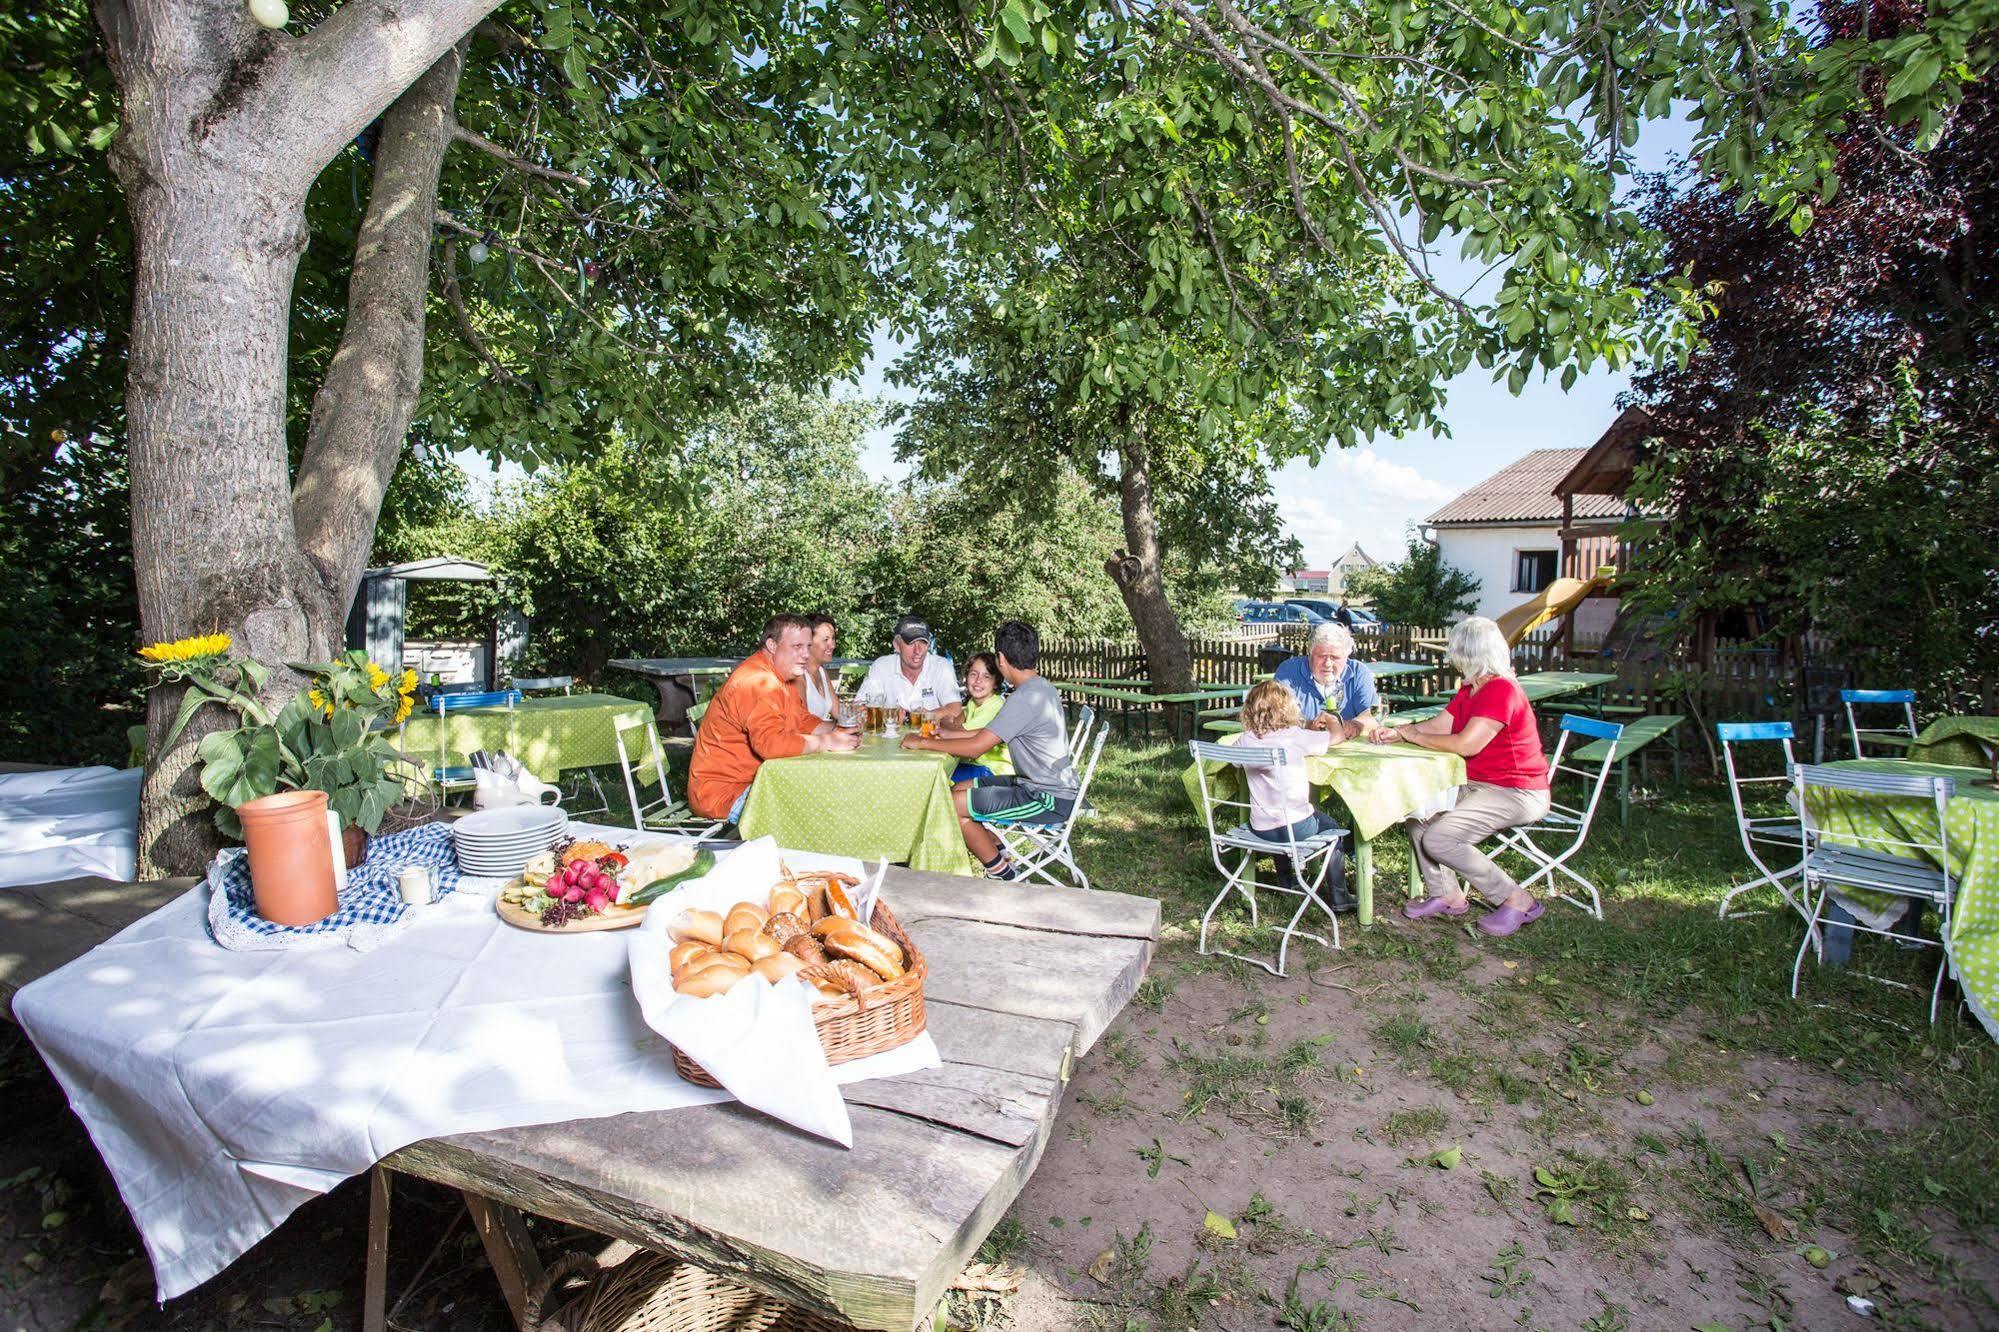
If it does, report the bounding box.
[238,790,338,927]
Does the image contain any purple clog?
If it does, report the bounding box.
[1403,895,1470,920]
[1476,897,1544,936]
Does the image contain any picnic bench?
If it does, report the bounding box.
[1573,713,1685,825]
[1,844,1159,1331]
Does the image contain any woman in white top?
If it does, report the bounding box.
[800,613,839,720]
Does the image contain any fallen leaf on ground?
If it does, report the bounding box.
[1430,1145,1463,1169]
[1203,1210,1237,1241]
[1086,1248,1115,1284]
[952,1262,1023,1296]
[1751,1201,1797,1243]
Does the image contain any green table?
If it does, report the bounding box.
[1907,717,1999,770]
[397,693,664,787]
[1183,737,1465,926]
[1803,759,1999,1042]
[1516,670,1618,704]
[738,735,973,876]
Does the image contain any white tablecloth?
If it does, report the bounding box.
[0,765,139,888]
[14,833,935,1300]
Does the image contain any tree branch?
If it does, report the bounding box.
[450,122,591,189]
[438,236,515,383]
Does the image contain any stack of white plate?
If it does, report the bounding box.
[452,805,569,878]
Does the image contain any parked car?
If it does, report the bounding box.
[1282,598,1384,629]
[1238,600,1326,625]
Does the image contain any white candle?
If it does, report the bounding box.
[397,866,432,907]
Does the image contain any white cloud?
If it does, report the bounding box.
[1323,448,1451,503]
[1275,493,1348,567]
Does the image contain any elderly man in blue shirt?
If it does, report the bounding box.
[1272,622,1380,742]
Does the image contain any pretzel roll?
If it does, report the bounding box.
[767,886,808,919]
[821,880,859,921]
[753,953,807,985]
[723,902,768,937]
[668,941,716,977]
[816,919,905,980]
[782,932,829,966]
[725,928,780,962]
[668,908,724,947]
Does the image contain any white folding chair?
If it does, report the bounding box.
[1714,722,1810,928]
[1842,688,1917,758]
[1186,739,1344,977]
[1069,704,1098,766]
[511,675,574,695]
[613,712,727,839]
[1790,764,1955,1022]
[984,727,1109,891]
[1489,714,1623,918]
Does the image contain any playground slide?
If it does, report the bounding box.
[1493,571,1611,645]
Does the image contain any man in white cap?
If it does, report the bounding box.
[858,613,963,724]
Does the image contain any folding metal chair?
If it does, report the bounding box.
[1842,689,1918,758]
[982,727,1109,891]
[1715,722,1808,929]
[1489,714,1623,918]
[422,689,521,802]
[1068,704,1098,766]
[1186,739,1344,977]
[510,675,574,695]
[1790,763,1955,1022]
[613,712,727,839]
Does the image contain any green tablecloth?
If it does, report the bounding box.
[738,736,972,876]
[1182,735,1465,842]
[1803,759,1999,1042]
[397,693,664,786]
[1907,717,1999,770]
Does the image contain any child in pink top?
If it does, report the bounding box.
[1239,680,1341,844]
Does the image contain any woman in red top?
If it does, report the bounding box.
[1367,616,1551,936]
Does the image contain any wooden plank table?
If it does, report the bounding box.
[1,855,1158,1332]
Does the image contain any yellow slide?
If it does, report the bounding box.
[1493,568,1613,645]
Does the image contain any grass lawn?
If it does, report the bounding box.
[1,737,1994,1330]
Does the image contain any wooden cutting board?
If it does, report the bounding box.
[494,891,650,933]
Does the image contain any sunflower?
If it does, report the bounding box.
[307,687,334,719]
[366,661,390,691]
[399,667,417,695]
[392,693,415,725]
[138,633,233,665]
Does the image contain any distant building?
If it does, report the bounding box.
[1423,446,1626,636]
[1282,544,1377,599]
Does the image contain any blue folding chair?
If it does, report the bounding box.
[422,689,521,799]
[1715,722,1809,930]
[1841,689,1917,758]
[1489,715,1623,918]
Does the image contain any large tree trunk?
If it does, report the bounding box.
[1105,428,1196,729]
[97,0,498,874]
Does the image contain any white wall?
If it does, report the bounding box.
[1431,524,1564,621]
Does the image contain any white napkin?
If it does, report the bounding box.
[629,838,856,1145]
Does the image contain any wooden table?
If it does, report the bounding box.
[1,858,1157,1331]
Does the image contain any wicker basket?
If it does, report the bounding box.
[669,900,927,1088]
[531,1252,850,1332]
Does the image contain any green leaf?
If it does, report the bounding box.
[999,2,1032,46]
[1430,1145,1462,1169]
[1884,50,1942,105]
[1202,1209,1236,1241]
[1546,1197,1576,1225]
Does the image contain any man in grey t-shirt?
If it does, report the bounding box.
[898,619,1077,880]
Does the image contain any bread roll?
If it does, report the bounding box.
[668,908,723,947]
[821,881,858,921]
[816,919,905,980]
[668,941,715,976]
[724,928,779,962]
[674,961,748,998]
[724,902,768,937]
[763,911,808,945]
[753,953,807,984]
[768,886,807,918]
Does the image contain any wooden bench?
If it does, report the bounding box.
[2,854,1158,1331]
[1572,713,1685,825]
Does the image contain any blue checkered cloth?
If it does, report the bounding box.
[205,822,464,952]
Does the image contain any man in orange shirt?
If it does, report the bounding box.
[688,614,859,821]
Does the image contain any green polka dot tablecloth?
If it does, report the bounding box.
[1906,716,1999,770]
[397,693,665,788]
[737,736,973,876]
[1803,759,1999,1042]
[1182,735,1465,841]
